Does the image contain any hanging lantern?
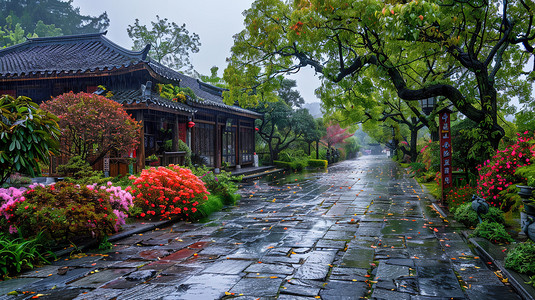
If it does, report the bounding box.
[419,97,437,115]
[187,121,195,128]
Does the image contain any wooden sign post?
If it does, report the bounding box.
[439,108,453,205]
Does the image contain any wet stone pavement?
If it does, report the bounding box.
[0,155,523,300]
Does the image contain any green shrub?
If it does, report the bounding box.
[505,241,535,274]
[470,221,514,244]
[307,159,328,169]
[192,166,241,206]
[197,194,224,219]
[454,202,505,227]
[2,182,132,245]
[409,162,426,178]
[178,139,192,166]
[274,160,307,171]
[0,232,53,278]
[278,149,307,162]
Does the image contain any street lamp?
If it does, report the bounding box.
[419,97,437,115]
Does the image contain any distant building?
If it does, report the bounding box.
[0,32,261,175]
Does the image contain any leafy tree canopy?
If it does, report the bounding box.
[40,92,141,166]
[127,15,201,72]
[0,0,108,36]
[224,0,535,163]
[0,95,60,184]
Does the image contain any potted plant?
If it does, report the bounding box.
[146,154,159,166]
[516,163,535,213]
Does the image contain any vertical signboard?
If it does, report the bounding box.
[439,108,452,203]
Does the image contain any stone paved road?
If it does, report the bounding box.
[0,155,522,299]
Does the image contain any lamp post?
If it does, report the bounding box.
[419,97,438,141]
[419,97,437,116]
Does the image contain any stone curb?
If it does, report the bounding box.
[467,235,535,300]
[53,218,180,258]
[241,168,284,181]
[418,178,534,300]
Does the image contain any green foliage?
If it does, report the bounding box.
[178,139,192,166]
[418,141,440,174]
[408,162,426,178]
[0,232,53,278]
[470,221,513,244]
[57,155,102,179]
[158,83,198,102]
[0,95,60,185]
[505,241,535,274]
[127,15,200,71]
[0,1,108,36]
[224,0,532,165]
[278,149,307,162]
[255,98,318,163]
[196,194,224,219]
[307,159,327,169]
[2,173,32,188]
[516,164,535,187]
[451,119,480,175]
[454,202,505,228]
[274,160,307,171]
[191,166,241,206]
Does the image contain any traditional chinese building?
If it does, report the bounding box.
[0,32,261,175]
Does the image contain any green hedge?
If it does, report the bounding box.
[307,159,328,169]
[273,160,306,171]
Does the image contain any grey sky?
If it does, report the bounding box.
[72,0,322,103]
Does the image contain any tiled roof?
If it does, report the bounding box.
[173,72,262,117]
[0,32,261,118]
[104,88,196,114]
[0,32,151,77]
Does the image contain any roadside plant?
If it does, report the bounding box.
[476,132,535,211]
[1,182,132,245]
[128,165,209,220]
[505,241,535,274]
[453,202,505,228]
[445,185,476,212]
[469,221,514,244]
[408,162,426,178]
[192,166,241,205]
[0,232,54,278]
[0,95,60,185]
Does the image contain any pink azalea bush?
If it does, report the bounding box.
[0,182,133,244]
[476,132,535,210]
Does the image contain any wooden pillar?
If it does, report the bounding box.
[136,110,145,171]
[215,115,221,169]
[173,115,179,152]
[236,119,241,166]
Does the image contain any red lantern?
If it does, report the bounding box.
[187,121,195,128]
[255,127,259,131]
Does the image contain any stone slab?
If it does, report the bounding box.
[293,250,337,280]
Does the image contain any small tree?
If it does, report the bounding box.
[0,95,60,184]
[127,15,200,72]
[321,124,353,149]
[41,92,141,166]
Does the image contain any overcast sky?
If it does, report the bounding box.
[71,0,322,103]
